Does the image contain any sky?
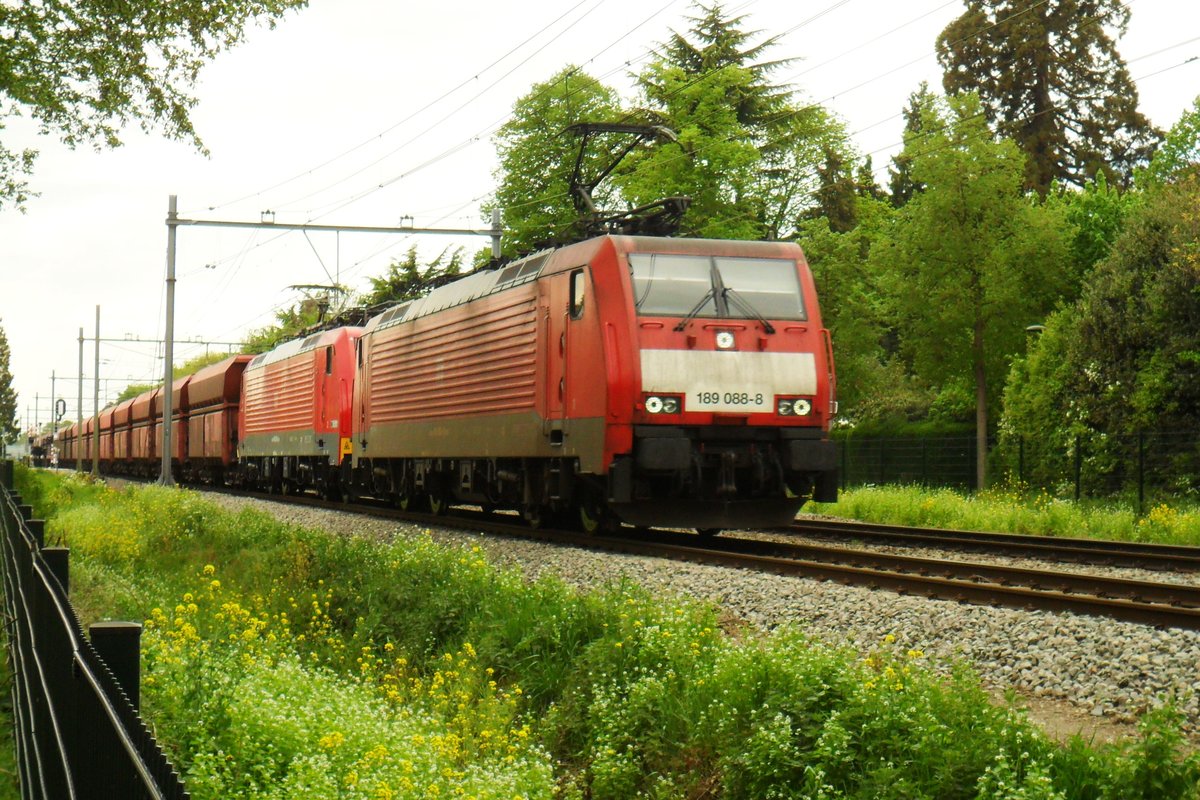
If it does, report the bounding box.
[2,0,1198,433]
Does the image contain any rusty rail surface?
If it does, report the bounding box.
[205,487,1200,631]
[790,518,1200,572]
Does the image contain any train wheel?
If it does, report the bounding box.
[523,505,547,529]
[579,500,617,534]
[398,492,428,513]
[428,494,449,516]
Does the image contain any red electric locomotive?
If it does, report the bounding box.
[238,326,361,497]
[351,234,837,532]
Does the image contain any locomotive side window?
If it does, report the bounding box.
[325,346,333,375]
[569,269,586,319]
[715,257,806,321]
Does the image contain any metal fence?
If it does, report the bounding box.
[0,461,190,800]
[836,430,1200,513]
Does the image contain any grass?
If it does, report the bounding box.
[11,465,1200,798]
[809,484,1200,545]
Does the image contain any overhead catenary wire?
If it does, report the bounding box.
[193,0,602,215]
[170,0,1173,370]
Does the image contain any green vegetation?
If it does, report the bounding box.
[14,466,1200,798]
[0,0,307,210]
[811,485,1200,546]
[936,0,1158,195]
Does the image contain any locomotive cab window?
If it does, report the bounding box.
[628,253,806,321]
[569,269,586,319]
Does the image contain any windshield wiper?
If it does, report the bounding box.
[722,287,776,334]
[672,287,717,332]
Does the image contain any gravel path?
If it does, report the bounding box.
[203,493,1200,742]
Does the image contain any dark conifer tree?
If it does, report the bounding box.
[855,156,886,202]
[936,0,1160,195]
[888,83,935,207]
[808,148,858,232]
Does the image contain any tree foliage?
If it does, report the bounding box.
[1004,171,1200,441]
[936,0,1159,195]
[0,0,307,209]
[241,301,323,355]
[491,4,847,248]
[1138,95,1200,188]
[619,2,846,239]
[887,83,936,207]
[0,321,19,444]
[490,67,620,256]
[878,92,1071,484]
[361,246,465,307]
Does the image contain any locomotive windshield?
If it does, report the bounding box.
[629,254,806,321]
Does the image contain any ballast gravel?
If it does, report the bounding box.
[203,494,1200,740]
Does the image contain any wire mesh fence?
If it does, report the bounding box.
[835,430,1200,513]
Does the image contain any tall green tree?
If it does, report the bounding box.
[936,0,1159,196]
[887,83,936,207]
[490,67,619,255]
[807,148,858,233]
[1002,170,1200,491]
[1050,171,1138,297]
[0,321,19,445]
[618,2,846,239]
[0,0,307,209]
[1138,95,1200,187]
[879,93,1071,486]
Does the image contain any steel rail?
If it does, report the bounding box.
[789,518,1200,572]
[201,488,1200,631]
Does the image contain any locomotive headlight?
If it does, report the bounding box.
[715,331,735,349]
[644,395,681,414]
[777,397,813,416]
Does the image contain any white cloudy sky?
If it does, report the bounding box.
[2,0,1198,431]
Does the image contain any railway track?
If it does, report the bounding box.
[209,487,1200,632]
[789,518,1200,572]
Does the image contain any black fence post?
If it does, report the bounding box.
[1,461,190,800]
[1080,434,1089,503]
[1018,437,1025,485]
[1137,430,1146,516]
[88,622,143,712]
[841,441,848,491]
[921,439,928,486]
[43,547,69,594]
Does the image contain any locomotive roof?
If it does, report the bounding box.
[364,247,555,334]
[362,234,807,335]
[246,326,361,371]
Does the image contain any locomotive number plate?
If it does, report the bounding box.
[691,390,771,413]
